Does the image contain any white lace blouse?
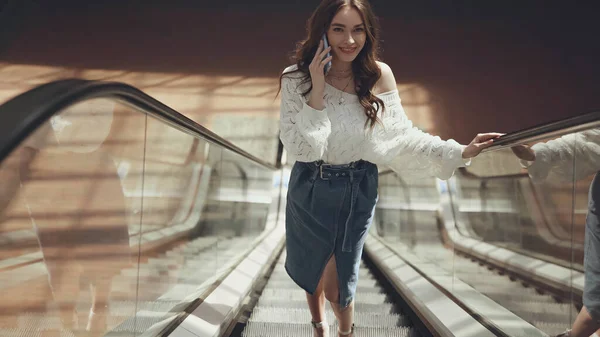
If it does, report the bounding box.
[524,128,600,183]
[279,65,467,180]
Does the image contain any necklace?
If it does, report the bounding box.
[328,68,351,80]
[327,72,352,81]
[329,66,351,73]
[331,76,353,105]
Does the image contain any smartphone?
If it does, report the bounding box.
[322,33,332,75]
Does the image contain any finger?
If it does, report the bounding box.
[319,46,332,60]
[478,139,495,148]
[312,41,323,64]
[476,133,504,142]
[320,56,333,67]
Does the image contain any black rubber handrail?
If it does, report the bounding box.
[0,79,279,170]
[484,109,600,151]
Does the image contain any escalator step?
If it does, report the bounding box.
[533,321,574,337]
[266,274,380,288]
[268,268,375,279]
[15,300,180,327]
[248,307,409,327]
[242,322,417,337]
[0,329,74,337]
[263,281,384,294]
[258,289,389,304]
[254,298,399,314]
[106,311,175,333]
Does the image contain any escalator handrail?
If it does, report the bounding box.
[483,108,600,151]
[0,79,280,170]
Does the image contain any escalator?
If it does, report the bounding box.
[0,78,598,337]
[240,252,416,337]
[0,80,278,337]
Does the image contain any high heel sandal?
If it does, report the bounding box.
[311,320,329,337]
[554,329,571,337]
[338,323,355,336]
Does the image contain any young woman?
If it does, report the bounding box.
[278,1,501,336]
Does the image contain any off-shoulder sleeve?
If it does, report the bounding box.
[525,129,600,183]
[279,72,331,162]
[371,91,467,180]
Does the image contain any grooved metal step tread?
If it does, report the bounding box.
[0,329,75,337]
[254,299,400,314]
[248,307,409,327]
[242,322,417,337]
[267,274,380,288]
[258,289,390,304]
[263,281,383,294]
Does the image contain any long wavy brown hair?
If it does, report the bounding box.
[278,0,385,129]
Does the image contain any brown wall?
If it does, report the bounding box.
[1,4,598,144]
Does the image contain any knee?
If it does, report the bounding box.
[323,285,339,304]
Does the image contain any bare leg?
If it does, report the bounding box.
[330,301,354,336]
[306,273,328,336]
[43,260,81,337]
[87,276,112,337]
[568,306,600,337]
[322,256,354,336]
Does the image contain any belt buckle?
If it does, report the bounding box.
[320,164,332,180]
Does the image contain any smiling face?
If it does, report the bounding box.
[327,6,367,64]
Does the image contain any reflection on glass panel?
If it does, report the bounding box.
[510,128,600,336]
[449,128,600,336]
[197,149,273,279]
[455,160,532,253]
[374,171,463,288]
[376,172,441,249]
[0,96,277,336]
[126,115,211,333]
[448,146,577,335]
[0,99,138,337]
[374,127,600,336]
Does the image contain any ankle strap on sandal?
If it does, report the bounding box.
[338,324,355,336]
[311,320,327,328]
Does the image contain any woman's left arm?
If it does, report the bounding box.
[375,63,500,179]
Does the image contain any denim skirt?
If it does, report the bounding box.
[284,160,378,308]
[584,172,600,321]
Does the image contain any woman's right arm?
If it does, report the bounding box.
[518,128,600,182]
[279,73,331,162]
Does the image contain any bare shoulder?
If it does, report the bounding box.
[374,61,397,94]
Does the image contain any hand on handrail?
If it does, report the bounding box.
[462,132,504,159]
[511,144,536,162]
